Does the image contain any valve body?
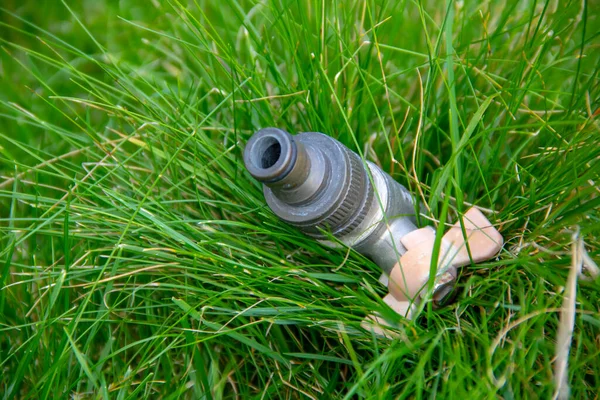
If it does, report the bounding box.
[243,128,418,275]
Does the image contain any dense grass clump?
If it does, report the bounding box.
[1,0,599,398]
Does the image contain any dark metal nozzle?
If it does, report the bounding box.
[244,128,373,238]
[243,128,298,184]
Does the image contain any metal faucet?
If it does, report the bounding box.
[243,127,503,326]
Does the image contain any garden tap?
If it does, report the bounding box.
[243,128,503,325]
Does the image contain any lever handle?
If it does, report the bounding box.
[362,208,503,336]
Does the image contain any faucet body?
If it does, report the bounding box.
[243,128,418,275]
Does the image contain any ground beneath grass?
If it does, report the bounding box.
[1,0,599,398]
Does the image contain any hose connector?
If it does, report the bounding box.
[245,128,374,238]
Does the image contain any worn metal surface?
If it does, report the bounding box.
[244,128,419,275]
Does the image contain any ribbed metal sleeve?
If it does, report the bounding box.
[299,147,373,238]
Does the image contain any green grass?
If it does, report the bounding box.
[1,0,599,398]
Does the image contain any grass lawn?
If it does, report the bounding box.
[1,0,599,398]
